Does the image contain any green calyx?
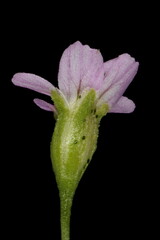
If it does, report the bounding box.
[50,89,108,240]
[51,89,108,190]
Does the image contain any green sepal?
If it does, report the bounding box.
[50,88,108,191]
[51,89,69,119]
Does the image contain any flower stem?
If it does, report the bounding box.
[60,192,73,240]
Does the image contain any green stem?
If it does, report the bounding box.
[60,192,73,240]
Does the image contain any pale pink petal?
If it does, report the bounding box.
[109,96,135,113]
[97,54,139,107]
[103,62,139,107]
[58,41,104,102]
[58,41,82,102]
[12,73,55,96]
[80,47,104,91]
[33,98,56,112]
[99,54,137,94]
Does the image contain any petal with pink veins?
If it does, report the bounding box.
[12,73,55,96]
[58,41,104,102]
[58,41,83,102]
[97,54,139,107]
[104,62,139,107]
[102,54,136,92]
[80,46,104,91]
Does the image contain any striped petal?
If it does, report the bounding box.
[97,54,139,107]
[58,41,104,102]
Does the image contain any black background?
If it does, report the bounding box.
[1,2,156,240]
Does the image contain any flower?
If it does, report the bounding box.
[11,41,139,240]
[12,41,139,114]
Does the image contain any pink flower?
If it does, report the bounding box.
[12,41,139,113]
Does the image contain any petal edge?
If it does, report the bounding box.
[33,98,56,112]
[109,96,135,113]
[12,73,55,96]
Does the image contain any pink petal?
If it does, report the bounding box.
[97,54,139,107]
[33,98,56,112]
[104,62,139,107]
[12,73,55,96]
[109,96,135,113]
[80,46,104,91]
[58,42,81,102]
[102,54,135,91]
[58,41,104,102]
